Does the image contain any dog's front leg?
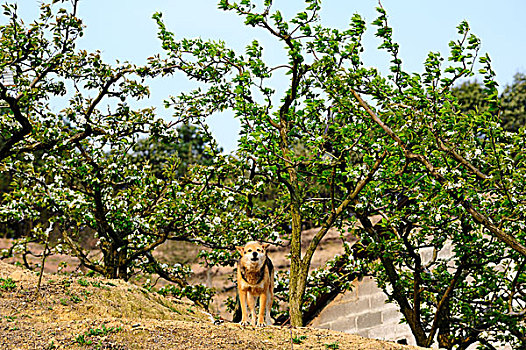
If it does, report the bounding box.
[247,291,256,326]
[239,289,250,326]
[256,292,268,327]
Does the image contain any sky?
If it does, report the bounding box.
[9,0,526,153]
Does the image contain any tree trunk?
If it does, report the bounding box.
[101,240,129,280]
[437,301,453,350]
[288,262,309,327]
[116,244,128,280]
[288,196,306,327]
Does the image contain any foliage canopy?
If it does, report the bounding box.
[0,0,524,348]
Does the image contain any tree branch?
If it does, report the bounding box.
[426,255,467,347]
[303,151,387,267]
[351,88,526,258]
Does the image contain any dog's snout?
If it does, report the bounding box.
[252,252,258,258]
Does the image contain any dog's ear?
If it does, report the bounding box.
[261,243,270,251]
[236,246,245,255]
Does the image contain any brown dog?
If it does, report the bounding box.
[236,241,274,327]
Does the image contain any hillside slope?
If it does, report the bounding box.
[0,261,425,350]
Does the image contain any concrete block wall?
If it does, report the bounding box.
[310,276,415,345]
[310,241,512,350]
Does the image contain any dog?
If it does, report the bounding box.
[236,241,274,327]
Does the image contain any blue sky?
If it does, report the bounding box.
[11,0,526,152]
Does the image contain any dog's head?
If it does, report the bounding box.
[236,241,269,267]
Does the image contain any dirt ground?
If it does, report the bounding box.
[0,260,427,350]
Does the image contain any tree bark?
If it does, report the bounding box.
[101,240,129,280]
[288,196,306,327]
[288,261,309,327]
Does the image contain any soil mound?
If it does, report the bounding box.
[0,261,425,349]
